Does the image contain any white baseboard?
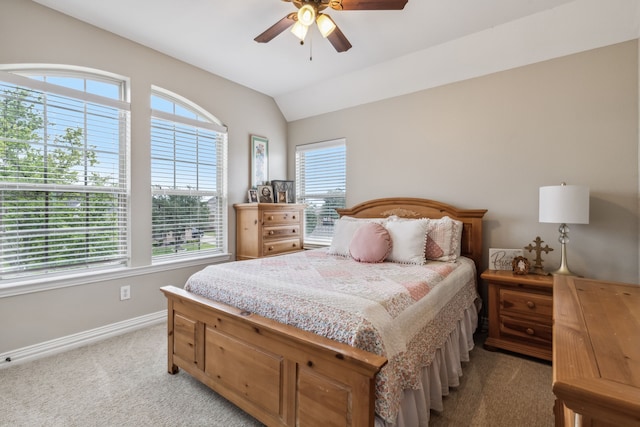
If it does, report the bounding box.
[0,310,167,369]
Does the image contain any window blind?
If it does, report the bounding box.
[295,138,346,246]
[150,90,227,261]
[0,71,129,279]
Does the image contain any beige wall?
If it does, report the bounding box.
[0,0,287,352]
[288,41,639,284]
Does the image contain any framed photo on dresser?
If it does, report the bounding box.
[271,180,295,203]
[257,185,274,203]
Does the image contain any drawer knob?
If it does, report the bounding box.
[292,243,297,247]
[526,301,536,309]
[526,328,535,336]
[269,230,274,235]
[292,215,296,219]
[292,229,296,233]
[268,246,273,251]
[268,216,274,220]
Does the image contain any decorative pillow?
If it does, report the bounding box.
[425,216,464,262]
[384,218,429,265]
[328,217,388,257]
[349,222,392,263]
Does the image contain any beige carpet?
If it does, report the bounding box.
[0,323,554,426]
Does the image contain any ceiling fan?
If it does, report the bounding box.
[255,0,409,53]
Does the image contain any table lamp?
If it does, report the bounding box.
[539,183,590,275]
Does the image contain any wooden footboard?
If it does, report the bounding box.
[161,285,387,427]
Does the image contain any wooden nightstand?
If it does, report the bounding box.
[481,269,553,361]
[234,203,305,260]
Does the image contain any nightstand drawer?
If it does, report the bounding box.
[500,315,553,345]
[500,288,552,320]
[263,225,300,240]
[262,210,301,225]
[482,269,553,361]
[263,238,302,256]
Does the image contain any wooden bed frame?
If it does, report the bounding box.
[161,197,487,427]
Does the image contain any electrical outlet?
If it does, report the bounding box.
[120,285,131,301]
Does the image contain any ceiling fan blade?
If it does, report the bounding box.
[329,0,408,10]
[254,13,296,43]
[326,24,352,52]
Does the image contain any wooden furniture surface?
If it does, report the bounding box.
[481,270,553,361]
[234,203,305,260]
[553,275,640,427]
[162,197,486,427]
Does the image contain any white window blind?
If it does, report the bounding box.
[151,89,227,261]
[0,70,129,280]
[295,138,346,246]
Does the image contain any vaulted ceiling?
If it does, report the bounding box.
[33,0,640,121]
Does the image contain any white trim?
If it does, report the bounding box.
[0,310,166,369]
[295,137,346,152]
[0,252,231,298]
[0,69,131,111]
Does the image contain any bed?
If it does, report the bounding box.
[161,197,487,426]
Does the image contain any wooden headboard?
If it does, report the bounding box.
[336,197,487,273]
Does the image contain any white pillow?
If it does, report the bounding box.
[328,217,387,257]
[384,218,429,265]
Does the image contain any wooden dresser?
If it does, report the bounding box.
[481,269,554,361]
[234,203,305,260]
[553,275,640,426]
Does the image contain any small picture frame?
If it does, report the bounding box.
[257,185,274,203]
[271,180,295,203]
[277,190,288,203]
[489,248,524,270]
[247,189,258,203]
[512,256,531,275]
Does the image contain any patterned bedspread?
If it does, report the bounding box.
[184,248,478,423]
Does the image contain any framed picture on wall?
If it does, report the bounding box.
[250,135,268,187]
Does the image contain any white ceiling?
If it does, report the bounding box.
[33,0,640,121]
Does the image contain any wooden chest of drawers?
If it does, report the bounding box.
[234,203,305,260]
[482,269,554,361]
[553,275,640,426]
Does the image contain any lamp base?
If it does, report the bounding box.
[552,236,578,276]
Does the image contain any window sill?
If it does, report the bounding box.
[0,252,231,298]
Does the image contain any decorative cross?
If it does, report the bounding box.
[524,236,554,275]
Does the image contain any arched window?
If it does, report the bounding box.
[0,67,129,279]
[150,87,228,260]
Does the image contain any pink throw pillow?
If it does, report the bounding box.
[349,222,392,263]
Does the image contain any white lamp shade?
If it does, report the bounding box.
[297,4,316,26]
[316,14,336,37]
[539,184,590,224]
[290,21,308,41]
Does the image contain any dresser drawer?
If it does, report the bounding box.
[263,238,302,256]
[262,210,301,225]
[500,288,552,320]
[263,225,300,240]
[500,315,552,345]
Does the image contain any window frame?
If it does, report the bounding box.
[150,86,228,263]
[295,138,346,247]
[0,67,131,282]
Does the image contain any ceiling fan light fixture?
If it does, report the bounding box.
[316,14,337,38]
[297,4,316,26]
[291,20,308,41]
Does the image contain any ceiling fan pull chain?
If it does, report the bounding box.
[309,32,313,61]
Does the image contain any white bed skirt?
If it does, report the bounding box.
[375,303,479,427]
